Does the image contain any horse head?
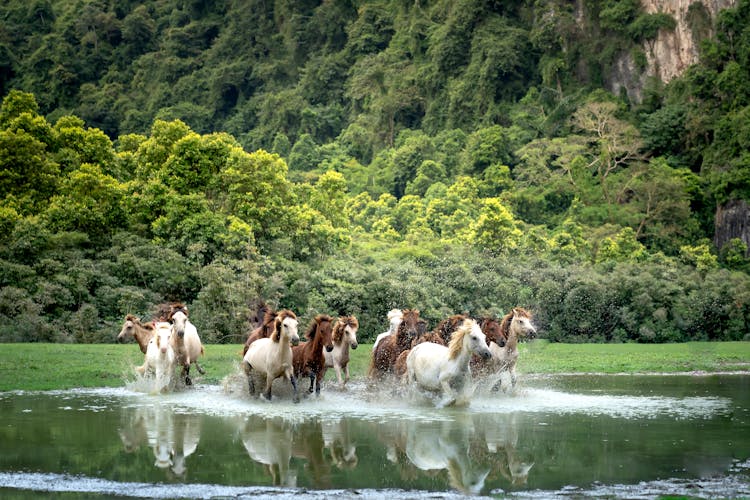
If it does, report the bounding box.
[155,324,172,354]
[169,303,189,339]
[449,319,491,360]
[117,314,139,342]
[274,310,299,345]
[387,309,403,333]
[308,314,334,352]
[398,309,426,348]
[336,316,359,350]
[510,308,536,339]
[478,317,506,348]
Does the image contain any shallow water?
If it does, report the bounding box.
[1,374,748,498]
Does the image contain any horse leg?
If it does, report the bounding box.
[334,364,344,386]
[438,379,457,408]
[308,372,315,394]
[290,375,300,404]
[315,372,323,396]
[195,361,206,375]
[184,364,192,386]
[264,378,273,401]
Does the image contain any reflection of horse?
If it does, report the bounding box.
[240,416,297,487]
[243,302,277,355]
[292,314,334,396]
[405,416,490,495]
[406,318,491,407]
[136,323,176,392]
[169,303,206,385]
[475,308,536,391]
[292,420,331,488]
[170,413,201,477]
[370,309,426,378]
[474,413,534,487]
[322,417,358,469]
[323,316,359,388]
[373,309,403,351]
[243,310,300,402]
[117,314,154,354]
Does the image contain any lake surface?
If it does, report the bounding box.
[1,373,748,498]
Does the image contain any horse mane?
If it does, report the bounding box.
[333,316,359,342]
[447,319,474,360]
[125,314,139,323]
[499,307,532,337]
[272,309,297,342]
[305,314,333,341]
[169,302,189,320]
[434,314,468,344]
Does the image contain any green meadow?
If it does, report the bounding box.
[1,341,748,392]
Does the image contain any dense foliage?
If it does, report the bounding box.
[1,0,750,343]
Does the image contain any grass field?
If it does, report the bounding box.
[0,340,748,391]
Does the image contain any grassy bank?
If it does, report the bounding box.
[1,341,748,391]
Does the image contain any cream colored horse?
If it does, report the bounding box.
[406,319,491,408]
[169,304,205,386]
[243,310,300,402]
[323,316,359,388]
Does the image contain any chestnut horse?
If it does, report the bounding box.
[369,309,427,379]
[323,316,359,387]
[469,316,506,375]
[293,314,335,396]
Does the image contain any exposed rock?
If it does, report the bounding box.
[715,200,750,256]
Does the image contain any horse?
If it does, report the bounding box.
[322,417,358,470]
[475,308,536,391]
[242,310,300,402]
[393,313,468,377]
[292,314,335,397]
[240,416,297,486]
[369,309,426,379]
[169,303,206,386]
[323,316,359,388]
[469,316,506,374]
[243,302,277,355]
[136,323,176,393]
[117,314,154,354]
[405,318,492,408]
[372,308,403,351]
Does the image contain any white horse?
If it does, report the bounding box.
[240,416,297,486]
[406,318,491,408]
[136,323,176,393]
[323,316,359,388]
[483,308,536,391]
[242,310,300,402]
[169,304,205,386]
[372,308,403,351]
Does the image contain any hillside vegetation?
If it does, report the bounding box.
[1,0,750,343]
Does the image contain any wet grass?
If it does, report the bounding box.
[1,340,748,391]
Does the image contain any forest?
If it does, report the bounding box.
[1,0,750,343]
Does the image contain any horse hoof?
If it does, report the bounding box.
[185,377,192,386]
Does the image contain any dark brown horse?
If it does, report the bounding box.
[394,313,468,377]
[292,314,335,396]
[369,309,427,378]
[243,306,278,356]
[470,316,507,376]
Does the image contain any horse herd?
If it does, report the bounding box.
[118,302,536,407]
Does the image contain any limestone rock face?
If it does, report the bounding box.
[715,200,750,257]
[608,0,736,101]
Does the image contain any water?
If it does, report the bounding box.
[1,374,748,498]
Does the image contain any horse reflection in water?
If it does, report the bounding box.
[117,404,201,477]
[405,414,490,495]
[474,413,534,487]
[322,417,358,470]
[239,416,297,487]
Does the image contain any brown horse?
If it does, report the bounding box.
[394,314,468,377]
[292,314,335,396]
[469,316,507,375]
[369,309,427,378]
[117,314,155,354]
[243,306,278,356]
